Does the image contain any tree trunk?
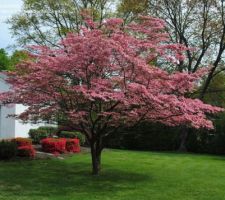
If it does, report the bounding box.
[90,141,102,175]
[178,127,188,152]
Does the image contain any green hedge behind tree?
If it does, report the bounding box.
[104,118,225,155]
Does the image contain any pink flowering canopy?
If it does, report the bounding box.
[0,16,223,137]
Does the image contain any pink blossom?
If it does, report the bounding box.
[0,16,223,137]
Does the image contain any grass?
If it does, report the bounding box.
[0,149,225,200]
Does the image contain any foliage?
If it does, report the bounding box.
[28,129,50,144]
[17,145,36,158]
[189,73,225,154]
[0,49,10,71]
[0,138,36,159]
[1,16,223,174]
[105,123,180,151]
[8,0,113,47]
[0,140,17,160]
[187,113,225,155]
[12,137,32,147]
[117,0,148,23]
[0,49,29,71]
[38,126,58,135]
[41,137,80,154]
[9,50,30,70]
[41,138,66,154]
[58,131,85,145]
[28,127,57,144]
[201,73,225,107]
[11,138,36,158]
[106,116,225,155]
[66,139,80,153]
[117,0,225,151]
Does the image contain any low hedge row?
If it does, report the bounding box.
[41,138,66,154]
[0,135,81,160]
[17,145,36,158]
[28,126,85,145]
[12,137,32,147]
[65,139,80,153]
[28,126,58,144]
[0,138,35,160]
[57,131,85,145]
[41,138,80,154]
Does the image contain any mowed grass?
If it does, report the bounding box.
[0,149,225,200]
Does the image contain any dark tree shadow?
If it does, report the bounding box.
[0,158,152,199]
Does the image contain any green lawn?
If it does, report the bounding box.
[0,149,225,200]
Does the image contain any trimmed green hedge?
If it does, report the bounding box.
[28,126,58,144]
[38,126,58,134]
[58,131,85,145]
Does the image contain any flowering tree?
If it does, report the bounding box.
[0,16,223,174]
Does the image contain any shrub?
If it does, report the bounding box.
[28,129,52,144]
[12,137,32,147]
[104,122,180,151]
[38,126,58,135]
[58,131,85,145]
[66,139,80,153]
[0,140,17,160]
[17,145,36,158]
[41,138,66,154]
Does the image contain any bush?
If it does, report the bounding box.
[38,126,58,135]
[66,139,80,153]
[58,131,85,145]
[28,129,52,144]
[104,122,180,151]
[0,140,17,160]
[17,145,36,158]
[12,137,32,147]
[41,138,66,154]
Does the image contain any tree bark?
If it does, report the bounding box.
[90,141,102,175]
[178,126,188,152]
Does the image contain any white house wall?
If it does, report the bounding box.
[15,104,44,138]
[0,105,16,139]
[0,73,49,139]
[0,74,16,139]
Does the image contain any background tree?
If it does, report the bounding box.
[9,50,30,70]
[118,0,225,94]
[0,49,10,71]
[117,0,148,23]
[0,49,29,71]
[117,0,225,151]
[0,16,222,174]
[9,0,225,100]
[8,0,114,47]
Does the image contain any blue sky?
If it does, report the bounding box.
[0,0,22,50]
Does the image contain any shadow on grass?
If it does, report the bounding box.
[0,158,152,199]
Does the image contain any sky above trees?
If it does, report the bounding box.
[0,0,22,49]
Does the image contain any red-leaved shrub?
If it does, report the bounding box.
[12,137,32,147]
[66,139,80,153]
[41,138,66,154]
[17,145,36,158]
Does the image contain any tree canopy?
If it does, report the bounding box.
[0,16,222,174]
[0,49,10,71]
[8,0,114,47]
